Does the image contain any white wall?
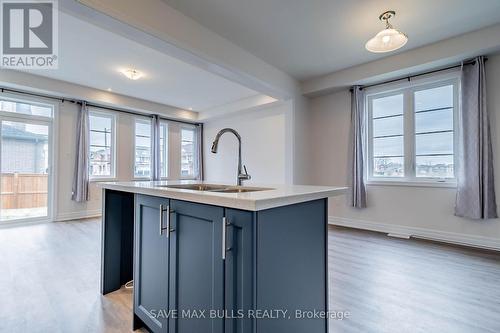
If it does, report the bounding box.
[306,54,500,249]
[292,95,310,185]
[203,102,288,185]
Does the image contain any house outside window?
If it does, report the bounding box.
[134,119,152,178]
[181,127,196,178]
[89,111,115,179]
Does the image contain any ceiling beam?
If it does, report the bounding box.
[63,0,298,100]
[198,94,278,121]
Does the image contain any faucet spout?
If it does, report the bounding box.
[211,140,218,153]
[211,128,251,186]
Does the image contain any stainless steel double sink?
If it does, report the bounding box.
[155,183,273,193]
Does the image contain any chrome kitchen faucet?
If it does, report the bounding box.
[211,128,251,186]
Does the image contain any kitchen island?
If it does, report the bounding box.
[99,181,346,333]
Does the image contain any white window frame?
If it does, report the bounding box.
[365,71,460,187]
[159,120,169,179]
[179,124,198,180]
[0,93,58,225]
[131,119,199,181]
[88,110,116,181]
[133,117,153,180]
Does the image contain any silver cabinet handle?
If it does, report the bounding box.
[159,204,165,236]
[159,204,172,236]
[222,217,232,260]
[166,205,171,238]
[222,217,227,260]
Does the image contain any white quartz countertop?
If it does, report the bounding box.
[99,180,347,211]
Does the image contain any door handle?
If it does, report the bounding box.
[222,217,232,260]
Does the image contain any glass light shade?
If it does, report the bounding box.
[365,28,408,53]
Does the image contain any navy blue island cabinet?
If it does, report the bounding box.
[101,189,328,333]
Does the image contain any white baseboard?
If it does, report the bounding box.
[329,216,500,251]
[0,218,52,229]
[55,210,102,222]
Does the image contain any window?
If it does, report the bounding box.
[131,119,199,180]
[367,76,458,184]
[371,93,404,177]
[181,127,196,178]
[0,99,53,118]
[89,112,115,178]
[0,96,55,223]
[414,85,455,178]
[160,122,168,178]
[134,119,152,178]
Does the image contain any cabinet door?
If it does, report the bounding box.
[134,195,170,333]
[169,200,224,333]
[225,209,255,333]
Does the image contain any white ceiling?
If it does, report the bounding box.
[22,11,261,111]
[163,0,500,80]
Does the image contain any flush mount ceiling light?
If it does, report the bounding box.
[365,11,408,53]
[121,68,143,80]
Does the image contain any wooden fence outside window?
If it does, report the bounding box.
[0,173,48,209]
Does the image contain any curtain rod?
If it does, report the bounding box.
[0,85,201,126]
[350,57,488,92]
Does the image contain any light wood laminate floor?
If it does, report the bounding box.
[0,220,499,333]
[327,226,500,333]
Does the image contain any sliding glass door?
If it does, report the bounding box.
[0,98,54,224]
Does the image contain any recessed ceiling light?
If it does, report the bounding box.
[188,107,193,111]
[107,88,112,92]
[120,68,143,80]
[365,11,408,53]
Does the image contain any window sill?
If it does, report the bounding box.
[366,179,457,188]
[133,177,152,181]
[90,177,117,183]
[179,177,198,181]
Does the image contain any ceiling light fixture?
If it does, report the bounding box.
[121,68,143,80]
[365,11,408,53]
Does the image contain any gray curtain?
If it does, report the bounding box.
[195,124,204,180]
[348,86,367,208]
[72,101,90,202]
[151,115,161,181]
[455,56,497,219]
